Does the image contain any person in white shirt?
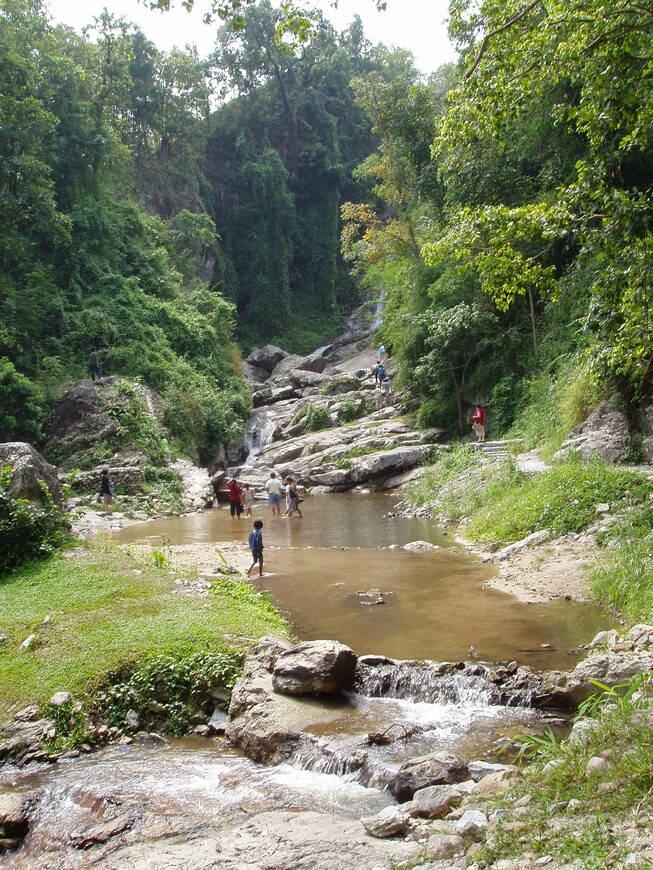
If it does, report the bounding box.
[264,471,282,515]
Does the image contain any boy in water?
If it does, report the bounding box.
[247,519,264,577]
[242,482,255,517]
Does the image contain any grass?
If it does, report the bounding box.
[476,675,653,868]
[407,446,653,545]
[0,543,289,721]
[591,535,653,623]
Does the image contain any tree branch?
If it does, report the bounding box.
[465,0,544,81]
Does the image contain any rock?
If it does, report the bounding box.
[454,809,488,839]
[272,640,357,695]
[553,399,630,464]
[243,363,270,383]
[169,458,215,510]
[540,651,653,707]
[360,805,410,838]
[389,752,469,803]
[0,793,29,838]
[208,707,229,734]
[49,691,72,708]
[19,634,37,650]
[471,769,518,797]
[69,812,136,849]
[125,710,140,732]
[468,761,518,782]
[589,629,620,649]
[585,756,610,776]
[493,530,550,561]
[627,624,653,649]
[0,442,62,505]
[402,540,439,551]
[425,833,465,861]
[412,784,468,818]
[246,345,288,372]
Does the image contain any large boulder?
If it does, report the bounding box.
[388,752,469,803]
[0,442,61,505]
[246,345,288,373]
[272,640,358,695]
[553,399,630,464]
[227,637,356,764]
[540,650,653,707]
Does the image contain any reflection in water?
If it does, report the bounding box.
[115,492,612,669]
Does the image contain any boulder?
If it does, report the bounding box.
[0,442,62,505]
[169,458,214,510]
[243,363,270,383]
[412,783,469,818]
[425,833,465,861]
[0,793,29,839]
[540,650,653,707]
[298,355,328,374]
[246,345,288,373]
[454,809,488,839]
[553,399,630,464]
[272,640,358,695]
[389,752,469,803]
[360,805,410,839]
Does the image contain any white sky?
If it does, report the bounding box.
[46,0,457,75]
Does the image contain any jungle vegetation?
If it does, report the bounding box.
[3,0,653,449]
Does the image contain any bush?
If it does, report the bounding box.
[0,359,44,442]
[0,465,70,574]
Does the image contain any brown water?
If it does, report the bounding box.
[115,491,611,669]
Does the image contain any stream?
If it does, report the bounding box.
[0,491,612,868]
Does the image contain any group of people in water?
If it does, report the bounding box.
[226,472,303,521]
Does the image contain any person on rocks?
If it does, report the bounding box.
[227,477,244,518]
[377,362,386,384]
[471,404,486,443]
[247,519,264,577]
[100,468,114,516]
[375,383,384,410]
[89,348,102,382]
[377,344,386,362]
[381,376,391,404]
[265,471,282,516]
[373,361,381,383]
[242,482,255,518]
[283,476,302,518]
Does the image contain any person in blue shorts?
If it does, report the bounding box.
[247,519,264,577]
[265,471,282,515]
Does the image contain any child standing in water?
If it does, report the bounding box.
[247,519,264,577]
[242,483,255,517]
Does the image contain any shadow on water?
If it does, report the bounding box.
[115,491,612,669]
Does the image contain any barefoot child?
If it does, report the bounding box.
[242,483,255,518]
[247,519,264,577]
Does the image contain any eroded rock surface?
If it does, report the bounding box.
[0,442,61,505]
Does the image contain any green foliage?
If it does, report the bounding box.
[293,402,332,431]
[0,358,44,442]
[591,536,653,624]
[0,544,289,720]
[0,465,70,574]
[478,673,653,868]
[212,577,284,624]
[468,458,653,543]
[92,650,243,735]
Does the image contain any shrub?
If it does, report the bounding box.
[0,465,70,574]
[0,358,44,442]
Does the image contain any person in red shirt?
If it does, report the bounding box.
[226,477,244,518]
[471,405,486,443]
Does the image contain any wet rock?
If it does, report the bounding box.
[0,442,62,505]
[69,811,137,849]
[389,752,469,803]
[403,540,439,551]
[208,707,229,734]
[360,805,410,838]
[0,793,29,841]
[272,640,357,695]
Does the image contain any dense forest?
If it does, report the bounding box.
[2,0,653,455]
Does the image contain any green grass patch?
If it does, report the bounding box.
[477,675,653,868]
[0,545,289,722]
[591,536,653,623]
[407,447,653,545]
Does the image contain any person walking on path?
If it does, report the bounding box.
[242,483,255,518]
[100,468,113,516]
[265,472,282,516]
[381,376,391,404]
[377,344,386,362]
[247,519,264,577]
[471,404,486,443]
[227,477,244,518]
[89,349,102,381]
[375,383,384,410]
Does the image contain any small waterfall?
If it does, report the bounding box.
[354,661,503,706]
